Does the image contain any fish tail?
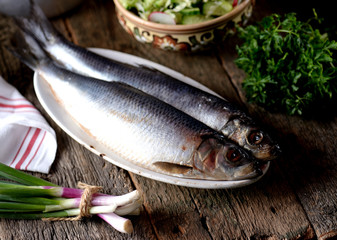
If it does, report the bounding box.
[8,29,48,71]
[13,0,58,49]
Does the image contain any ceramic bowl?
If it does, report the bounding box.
[113,0,254,51]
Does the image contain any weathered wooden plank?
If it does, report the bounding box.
[217,1,337,239]
[0,9,156,240]
[55,0,326,239]
[1,0,336,239]
[130,174,214,240]
[189,166,315,239]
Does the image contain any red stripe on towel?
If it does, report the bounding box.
[10,127,32,166]
[0,103,35,109]
[15,128,42,170]
[25,130,46,170]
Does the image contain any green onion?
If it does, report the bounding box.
[0,201,52,211]
[0,162,142,233]
[0,186,63,197]
[0,205,117,219]
[0,163,57,186]
[0,194,75,206]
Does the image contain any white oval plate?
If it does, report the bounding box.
[33,48,269,189]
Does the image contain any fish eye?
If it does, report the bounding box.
[226,148,242,163]
[248,130,264,145]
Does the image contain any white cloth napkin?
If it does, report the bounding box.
[0,76,57,174]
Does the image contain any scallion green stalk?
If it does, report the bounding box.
[0,205,117,219]
[0,201,51,211]
[0,163,57,186]
[0,186,63,197]
[0,194,75,206]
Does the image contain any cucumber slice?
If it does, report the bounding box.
[202,1,233,17]
[181,14,212,24]
[180,8,201,16]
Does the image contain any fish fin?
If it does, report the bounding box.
[13,0,59,49]
[153,162,193,175]
[7,29,48,71]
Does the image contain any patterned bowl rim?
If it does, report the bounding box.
[113,0,252,34]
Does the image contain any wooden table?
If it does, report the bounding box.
[0,0,336,239]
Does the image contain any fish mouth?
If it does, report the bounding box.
[252,161,269,179]
[231,161,268,181]
[253,144,282,162]
[271,144,282,157]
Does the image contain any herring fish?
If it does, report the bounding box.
[14,2,281,162]
[9,30,263,181]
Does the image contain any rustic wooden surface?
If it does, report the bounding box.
[0,0,336,239]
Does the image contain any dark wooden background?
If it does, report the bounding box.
[0,0,336,239]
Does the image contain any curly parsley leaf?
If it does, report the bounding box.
[235,12,337,116]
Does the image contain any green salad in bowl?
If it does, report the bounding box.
[119,0,240,24]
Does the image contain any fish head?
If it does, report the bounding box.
[244,127,281,161]
[193,137,262,180]
[221,116,281,162]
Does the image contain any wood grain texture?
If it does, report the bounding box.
[218,2,337,238]
[0,0,336,239]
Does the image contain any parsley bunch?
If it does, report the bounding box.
[235,13,337,115]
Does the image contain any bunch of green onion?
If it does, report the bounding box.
[0,162,142,234]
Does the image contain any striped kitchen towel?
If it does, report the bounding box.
[0,76,57,174]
